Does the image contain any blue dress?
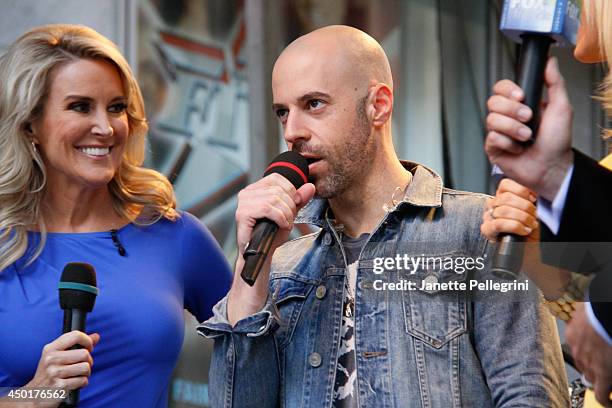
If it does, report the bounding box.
[0,211,232,407]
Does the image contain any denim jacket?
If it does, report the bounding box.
[199,161,569,408]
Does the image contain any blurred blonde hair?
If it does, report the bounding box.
[0,24,177,272]
[586,0,612,137]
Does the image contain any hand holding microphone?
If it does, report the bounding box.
[487,59,574,278]
[481,178,539,243]
[486,0,579,278]
[228,152,315,325]
[488,0,579,200]
[239,151,315,286]
[21,263,99,407]
[25,331,99,406]
[486,58,574,201]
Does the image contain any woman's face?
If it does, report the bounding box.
[574,0,604,63]
[32,58,129,192]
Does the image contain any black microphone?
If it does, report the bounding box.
[241,151,309,286]
[500,0,580,143]
[58,262,98,408]
[492,0,580,279]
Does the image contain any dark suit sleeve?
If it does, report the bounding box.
[555,149,612,242]
[590,273,612,340]
[539,149,612,336]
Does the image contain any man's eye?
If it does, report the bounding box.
[108,102,128,114]
[308,99,324,109]
[275,108,288,119]
[68,102,90,113]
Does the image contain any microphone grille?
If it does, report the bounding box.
[263,151,309,189]
[59,262,98,312]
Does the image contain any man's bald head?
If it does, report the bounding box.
[273,25,393,94]
[271,26,396,199]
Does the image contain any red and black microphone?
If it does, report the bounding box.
[241,151,309,286]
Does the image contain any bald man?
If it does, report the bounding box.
[199,26,568,407]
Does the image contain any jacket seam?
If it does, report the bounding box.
[442,188,492,199]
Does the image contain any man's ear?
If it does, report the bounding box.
[367,83,393,127]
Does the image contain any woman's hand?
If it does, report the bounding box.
[481,178,577,300]
[24,331,100,406]
[481,178,539,242]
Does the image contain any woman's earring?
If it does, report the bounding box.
[31,141,37,153]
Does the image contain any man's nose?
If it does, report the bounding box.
[283,110,310,146]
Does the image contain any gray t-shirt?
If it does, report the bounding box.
[342,233,370,265]
[333,233,369,407]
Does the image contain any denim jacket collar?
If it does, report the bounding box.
[295,160,443,228]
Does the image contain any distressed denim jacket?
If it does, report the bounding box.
[199,161,569,408]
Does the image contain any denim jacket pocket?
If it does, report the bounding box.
[401,254,468,349]
[270,274,314,348]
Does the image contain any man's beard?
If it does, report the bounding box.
[308,98,375,199]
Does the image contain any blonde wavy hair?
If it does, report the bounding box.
[0,24,178,272]
[586,0,612,137]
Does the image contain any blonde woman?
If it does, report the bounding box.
[483,0,612,405]
[0,25,232,407]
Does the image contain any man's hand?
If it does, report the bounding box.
[227,174,315,326]
[234,174,315,258]
[485,57,574,202]
[566,303,612,407]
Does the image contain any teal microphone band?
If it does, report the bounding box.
[58,282,99,295]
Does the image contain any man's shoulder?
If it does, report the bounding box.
[442,187,491,201]
[439,187,491,214]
